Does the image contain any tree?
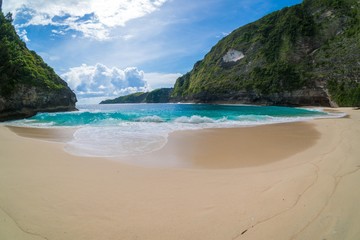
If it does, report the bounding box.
[5,12,13,22]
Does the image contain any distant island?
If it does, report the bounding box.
[0,11,77,121]
[100,88,173,104]
[102,0,359,107]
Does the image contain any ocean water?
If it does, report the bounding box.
[8,103,344,158]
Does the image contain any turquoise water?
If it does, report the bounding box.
[15,103,328,127]
[8,103,341,158]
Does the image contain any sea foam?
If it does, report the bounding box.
[4,104,345,158]
[65,125,168,157]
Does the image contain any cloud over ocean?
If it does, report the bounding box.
[62,63,150,103]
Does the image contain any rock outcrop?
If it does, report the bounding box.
[0,86,77,121]
[0,11,77,121]
[171,0,360,107]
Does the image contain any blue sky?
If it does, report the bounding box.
[3,0,302,103]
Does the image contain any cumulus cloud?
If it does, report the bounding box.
[4,0,168,40]
[61,63,150,99]
[61,63,183,103]
[17,29,30,42]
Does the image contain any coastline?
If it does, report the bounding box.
[0,108,359,239]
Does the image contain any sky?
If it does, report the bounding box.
[3,0,302,104]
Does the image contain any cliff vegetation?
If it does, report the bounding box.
[100,88,173,104]
[171,0,360,107]
[0,11,77,121]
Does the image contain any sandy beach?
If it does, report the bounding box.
[0,108,359,240]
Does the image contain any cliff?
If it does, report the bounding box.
[100,88,173,104]
[0,11,77,121]
[172,0,360,107]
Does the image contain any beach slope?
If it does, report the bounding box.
[0,108,359,240]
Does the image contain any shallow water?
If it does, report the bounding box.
[7,103,343,157]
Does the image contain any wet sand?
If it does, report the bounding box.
[133,122,320,168]
[7,126,76,142]
[0,108,359,240]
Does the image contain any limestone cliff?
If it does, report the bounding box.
[172,0,360,107]
[0,11,77,121]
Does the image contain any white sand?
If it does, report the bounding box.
[0,108,359,240]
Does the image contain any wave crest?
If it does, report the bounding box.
[136,115,165,123]
[174,115,226,124]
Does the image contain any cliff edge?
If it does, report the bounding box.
[0,11,77,121]
[172,0,360,107]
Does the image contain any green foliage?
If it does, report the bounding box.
[172,0,360,106]
[5,12,13,22]
[251,62,304,94]
[258,5,315,62]
[171,73,190,98]
[0,12,66,97]
[145,88,173,103]
[328,80,360,106]
[100,88,173,104]
[100,92,147,104]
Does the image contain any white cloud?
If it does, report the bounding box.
[4,0,168,40]
[144,72,182,89]
[51,29,65,36]
[122,34,135,41]
[61,63,150,99]
[17,29,30,42]
[61,63,182,103]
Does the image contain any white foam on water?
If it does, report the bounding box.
[5,119,57,128]
[65,125,169,158]
[6,107,347,158]
[174,115,227,124]
[64,113,336,158]
[136,115,165,122]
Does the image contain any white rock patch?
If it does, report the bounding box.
[223,49,245,63]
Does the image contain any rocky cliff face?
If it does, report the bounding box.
[172,0,360,107]
[0,11,77,121]
[0,86,77,121]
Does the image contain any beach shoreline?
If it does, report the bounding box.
[128,121,320,169]
[0,107,359,239]
[6,121,320,169]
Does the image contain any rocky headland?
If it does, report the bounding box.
[171,0,360,107]
[0,11,77,121]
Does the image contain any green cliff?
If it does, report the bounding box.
[0,11,77,121]
[100,88,173,104]
[172,0,360,107]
